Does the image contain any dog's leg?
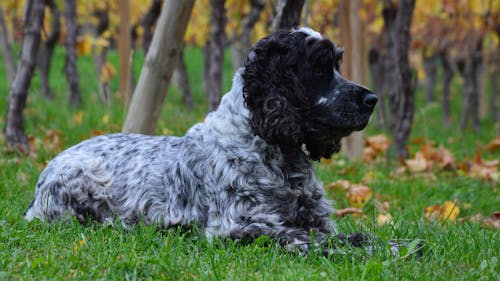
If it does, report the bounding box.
[229,223,331,255]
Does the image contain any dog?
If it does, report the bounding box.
[24,27,378,255]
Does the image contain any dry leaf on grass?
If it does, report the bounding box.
[404,145,456,173]
[335,208,363,218]
[346,184,373,207]
[363,134,391,162]
[460,151,499,182]
[377,213,393,225]
[424,200,460,222]
[325,180,373,208]
[324,179,351,192]
[482,212,500,229]
[459,212,500,229]
[405,151,429,173]
[486,136,500,151]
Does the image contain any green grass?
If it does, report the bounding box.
[0,46,499,280]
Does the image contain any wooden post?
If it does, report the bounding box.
[122,0,195,134]
[118,0,132,105]
[340,0,365,161]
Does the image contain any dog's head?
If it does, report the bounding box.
[243,27,378,160]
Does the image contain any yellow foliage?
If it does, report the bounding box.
[368,17,384,34]
[76,34,93,56]
[425,201,460,222]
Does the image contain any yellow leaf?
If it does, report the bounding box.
[72,111,84,125]
[425,201,460,222]
[76,34,92,56]
[73,239,85,252]
[102,114,109,124]
[441,201,460,221]
[162,128,174,136]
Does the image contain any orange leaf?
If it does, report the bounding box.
[424,201,460,222]
[363,134,391,162]
[486,136,500,151]
[346,184,373,208]
[325,180,372,207]
[335,208,363,218]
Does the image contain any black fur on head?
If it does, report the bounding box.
[242,28,377,160]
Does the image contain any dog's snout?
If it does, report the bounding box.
[363,93,378,108]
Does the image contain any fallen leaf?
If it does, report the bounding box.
[72,111,84,125]
[462,151,500,182]
[482,212,500,229]
[162,128,174,136]
[377,213,393,225]
[363,134,391,162]
[459,212,500,229]
[335,208,363,218]
[425,200,460,222]
[405,152,429,173]
[346,184,373,207]
[325,180,373,207]
[434,146,456,170]
[43,129,64,151]
[410,136,427,145]
[91,129,105,137]
[73,239,86,252]
[102,114,109,124]
[324,180,351,192]
[486,136,500,151]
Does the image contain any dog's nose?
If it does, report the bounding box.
[363,93,378,108]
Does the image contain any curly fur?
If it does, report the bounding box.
[24,27,378,255]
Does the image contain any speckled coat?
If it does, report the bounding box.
[25,28,379,254]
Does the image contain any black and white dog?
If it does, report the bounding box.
[25,27,378,254]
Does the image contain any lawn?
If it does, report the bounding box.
[0,46,498,280]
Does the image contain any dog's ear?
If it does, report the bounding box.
[248,87,304,151]
[242,32,307,151]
